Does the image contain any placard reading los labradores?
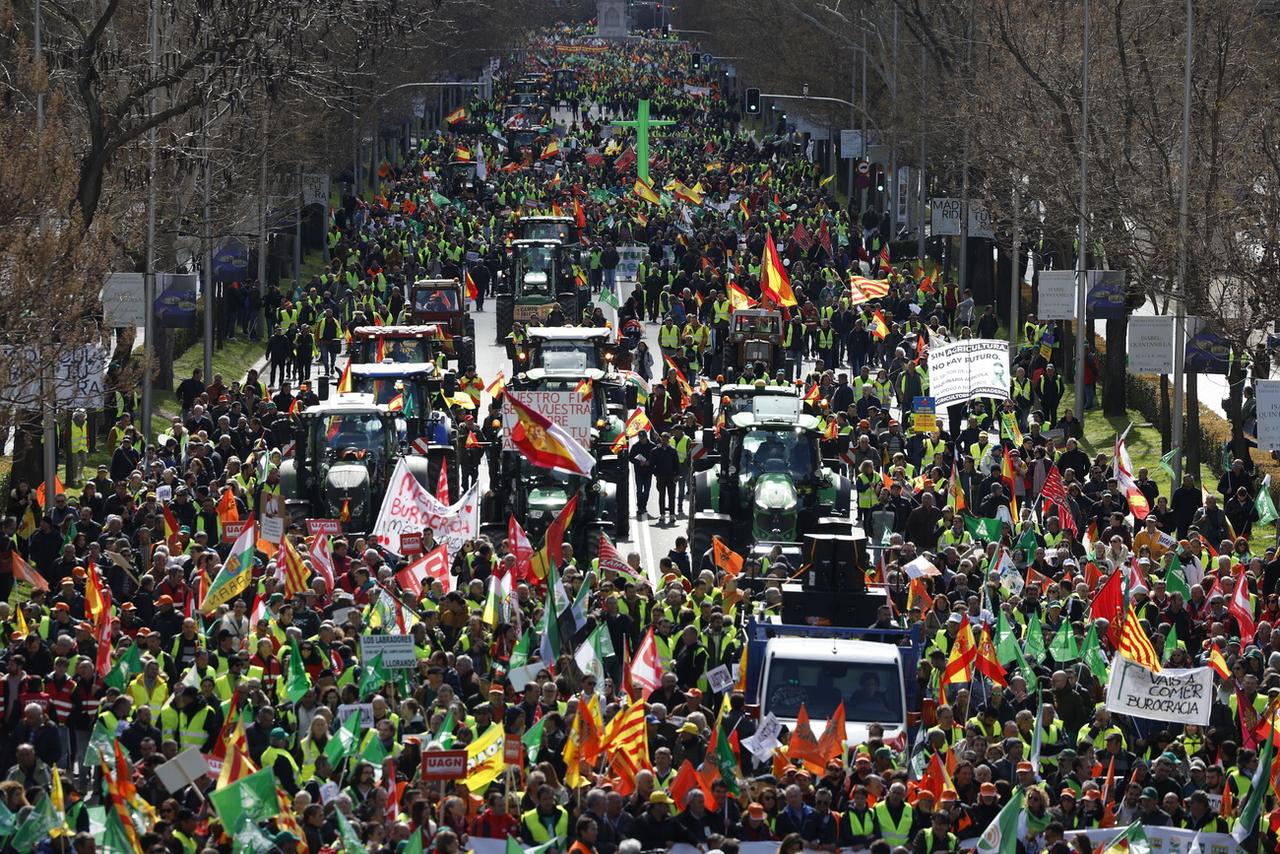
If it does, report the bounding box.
[1256,380,1280,452]
[1036,271,1078,321]
[1104,655,1212,726]
[360,634,417,668]
[1126,315,1176,374]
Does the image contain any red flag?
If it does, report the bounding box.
[1099,756,1118,827]
[508,516,535,581]
[760,229,797,307]
[1089,570,1124,645]
[915,752,953,804]
[435,463,450,505]
[1040,464,1077,534]
[629,628,662,697]
[975,625,1008,686]
[308,534,336,593]
[1230,572,1257,642]
[94,605,114,677]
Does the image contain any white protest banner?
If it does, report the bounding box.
[929,339,1011,409]
[741,713,782,761]
[501,390,591,450]
[615,245,647,282]
[1127,315,1176,374]
[705,665,733,693]
[1036,271,1077,321]
[361,634,417,668]
[1063,826,1234,854]
[1104,654,1212,726]
[1256,380,1280,452]
[371,458,479,556]
[337,703,374,728]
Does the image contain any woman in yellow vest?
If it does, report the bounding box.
[298,713,331,785]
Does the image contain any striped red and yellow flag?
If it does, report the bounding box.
[602,697,650,790]
[1209,642,1231,679]
[280,535,311,598]
[1116,605,1161,672]
[218,718,260,788]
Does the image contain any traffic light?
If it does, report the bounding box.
[691,53,701,71]
[745,88,761,114]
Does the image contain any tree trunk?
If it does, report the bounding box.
[155,326,175,392]
[11,420,44,487]
[1103,316,1128,417]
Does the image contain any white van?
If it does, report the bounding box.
[757,637,908,747]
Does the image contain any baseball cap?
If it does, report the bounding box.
[1141,787,1158,800]
[747,803,765,820]
[1016,761,1033,773]
[979,782,998,796]
[677,722,699,735]
[649,792,674,805]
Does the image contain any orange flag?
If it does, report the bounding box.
[786,703,826,774]
[914,752,953,804]
[815,701,847,766]
[1099,755,1117,827]
[669,759,707,811]
[216,488,240,524]
[711,536,744,577]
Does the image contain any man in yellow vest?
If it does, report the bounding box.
[873,782,915,849]
[522,784,570,845]
[262,726,302,795]
[67,408,89,487]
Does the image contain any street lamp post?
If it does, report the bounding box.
[1171,0,1193,478]
[1073,1,1091,421]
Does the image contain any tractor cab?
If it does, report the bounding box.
[728,308,784,371]
[495,240,582,340]
[282,400,399,531]
[519,215,580,246]
[349,325,448,367]
[406,280,476,370]
[521,326,616,373]
[443,159,483,198]
[348,363,454,437]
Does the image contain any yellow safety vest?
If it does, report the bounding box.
[521,807,569,844]
[874,802,914,848]
[659,325,681,348]
[262,745,301,780]
[70,422,88,454]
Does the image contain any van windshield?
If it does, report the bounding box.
[765,658,903,724]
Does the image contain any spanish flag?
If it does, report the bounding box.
[336,361,352,394]
[162,505,182,550]
[506,391,596,476]
[540,139,560,160]
[868,309,890,341]
[464,269,479,301]
[387,393,405,412]
[633,178,662,205]
[575,377,593,401]
[760,229,797,307]
[445,106,467,125]
[453,145,472,162]
[726,282,756,309]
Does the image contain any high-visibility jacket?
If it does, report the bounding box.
[922,829,957,854]
[874,802,914,848]
[263,745,301,780]
[278,307,300,330]
[70,422,88,454]
[521,807,569,844]
[460,375,484,406]
[844,808,876,844]
[673,435,690,464]
[856,473,879,509]
[659,324,682,348]
[172,831,198,854]
[817,327,835,350]
[161,704,213,752]
[128,675,169,715]
[1012,378,1033,406]
[683,323,710,350]
[713,299,731,323]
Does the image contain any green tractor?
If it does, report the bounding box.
[278,397,432,533]
[688,395,853,567]
[494,239,583,343]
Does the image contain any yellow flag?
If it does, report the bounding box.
[15,605,28,637]
[461,723,506,791]
[50,766,68,836]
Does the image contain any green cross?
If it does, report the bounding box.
[610,99,676,183]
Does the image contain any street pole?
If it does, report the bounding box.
[958,18,973,294]
[1010,181,1020,366]
[889,6,899,235]
[200,68,213,381]
[917,2,927,262]
[1073,0,1091,421]
[36,0,56,500]
[141,0,158,445]
[294,163,303,291]
[860,28,868,214]
[1170,0,1193,479]
[258,103,268,335]
[352,105,361,199]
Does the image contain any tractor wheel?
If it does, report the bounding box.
[558,293,580,325]
[458,337,476,372]
[613,462,630,542]
[496,298,514,344]
[689,511,731,566]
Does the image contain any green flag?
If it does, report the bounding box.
[0,799,14,840]
[1016,527,1038,557]
[995,611,1019,666]
[435,708,457,749]
[537,564,563,665]
[1157,447,1178,480]
[1080,624,1110,682]
[1048,620,1079,663]
[1011,641,1038,692]
[104,643,142,691]
[9,794,57,850]
[99,806,138,854]
[1255,476,1278,528]
[325,708,363,767]
[209,767,278,835]
[283,637,310,704]
[1161,624,1179,666]
[711,726,741,794]
[599,288,620,309]
[1105,822,1151,854]
[404,829,425,854]
[358,652,390,699]
[1023,611,1046,665]
[509,629,534,671]
[507,834,560,854]
[1164,555,1192,600]
[522,715,547,764]
[965,514,1004,543]
[84,719,116,769]
[1232,728,1275,843]
[975,788,1024,854]
[362,732,388,765]
[335,809,368,854]
[231,816,277,854]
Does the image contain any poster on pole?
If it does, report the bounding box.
[1104,654,1212,726]
[967,203,995,239]
[1185,326,1233,375]
[155,273,200,328]
[361,634,417,667]
[929,198,962,236]
[1085,270,1127,320]
[929,339,1011,409]
[1256,380,1280,452]
[1126,316,1175,374]
[370,458,479,556]
[1036,271,1077,321]
[103,273,147,328]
